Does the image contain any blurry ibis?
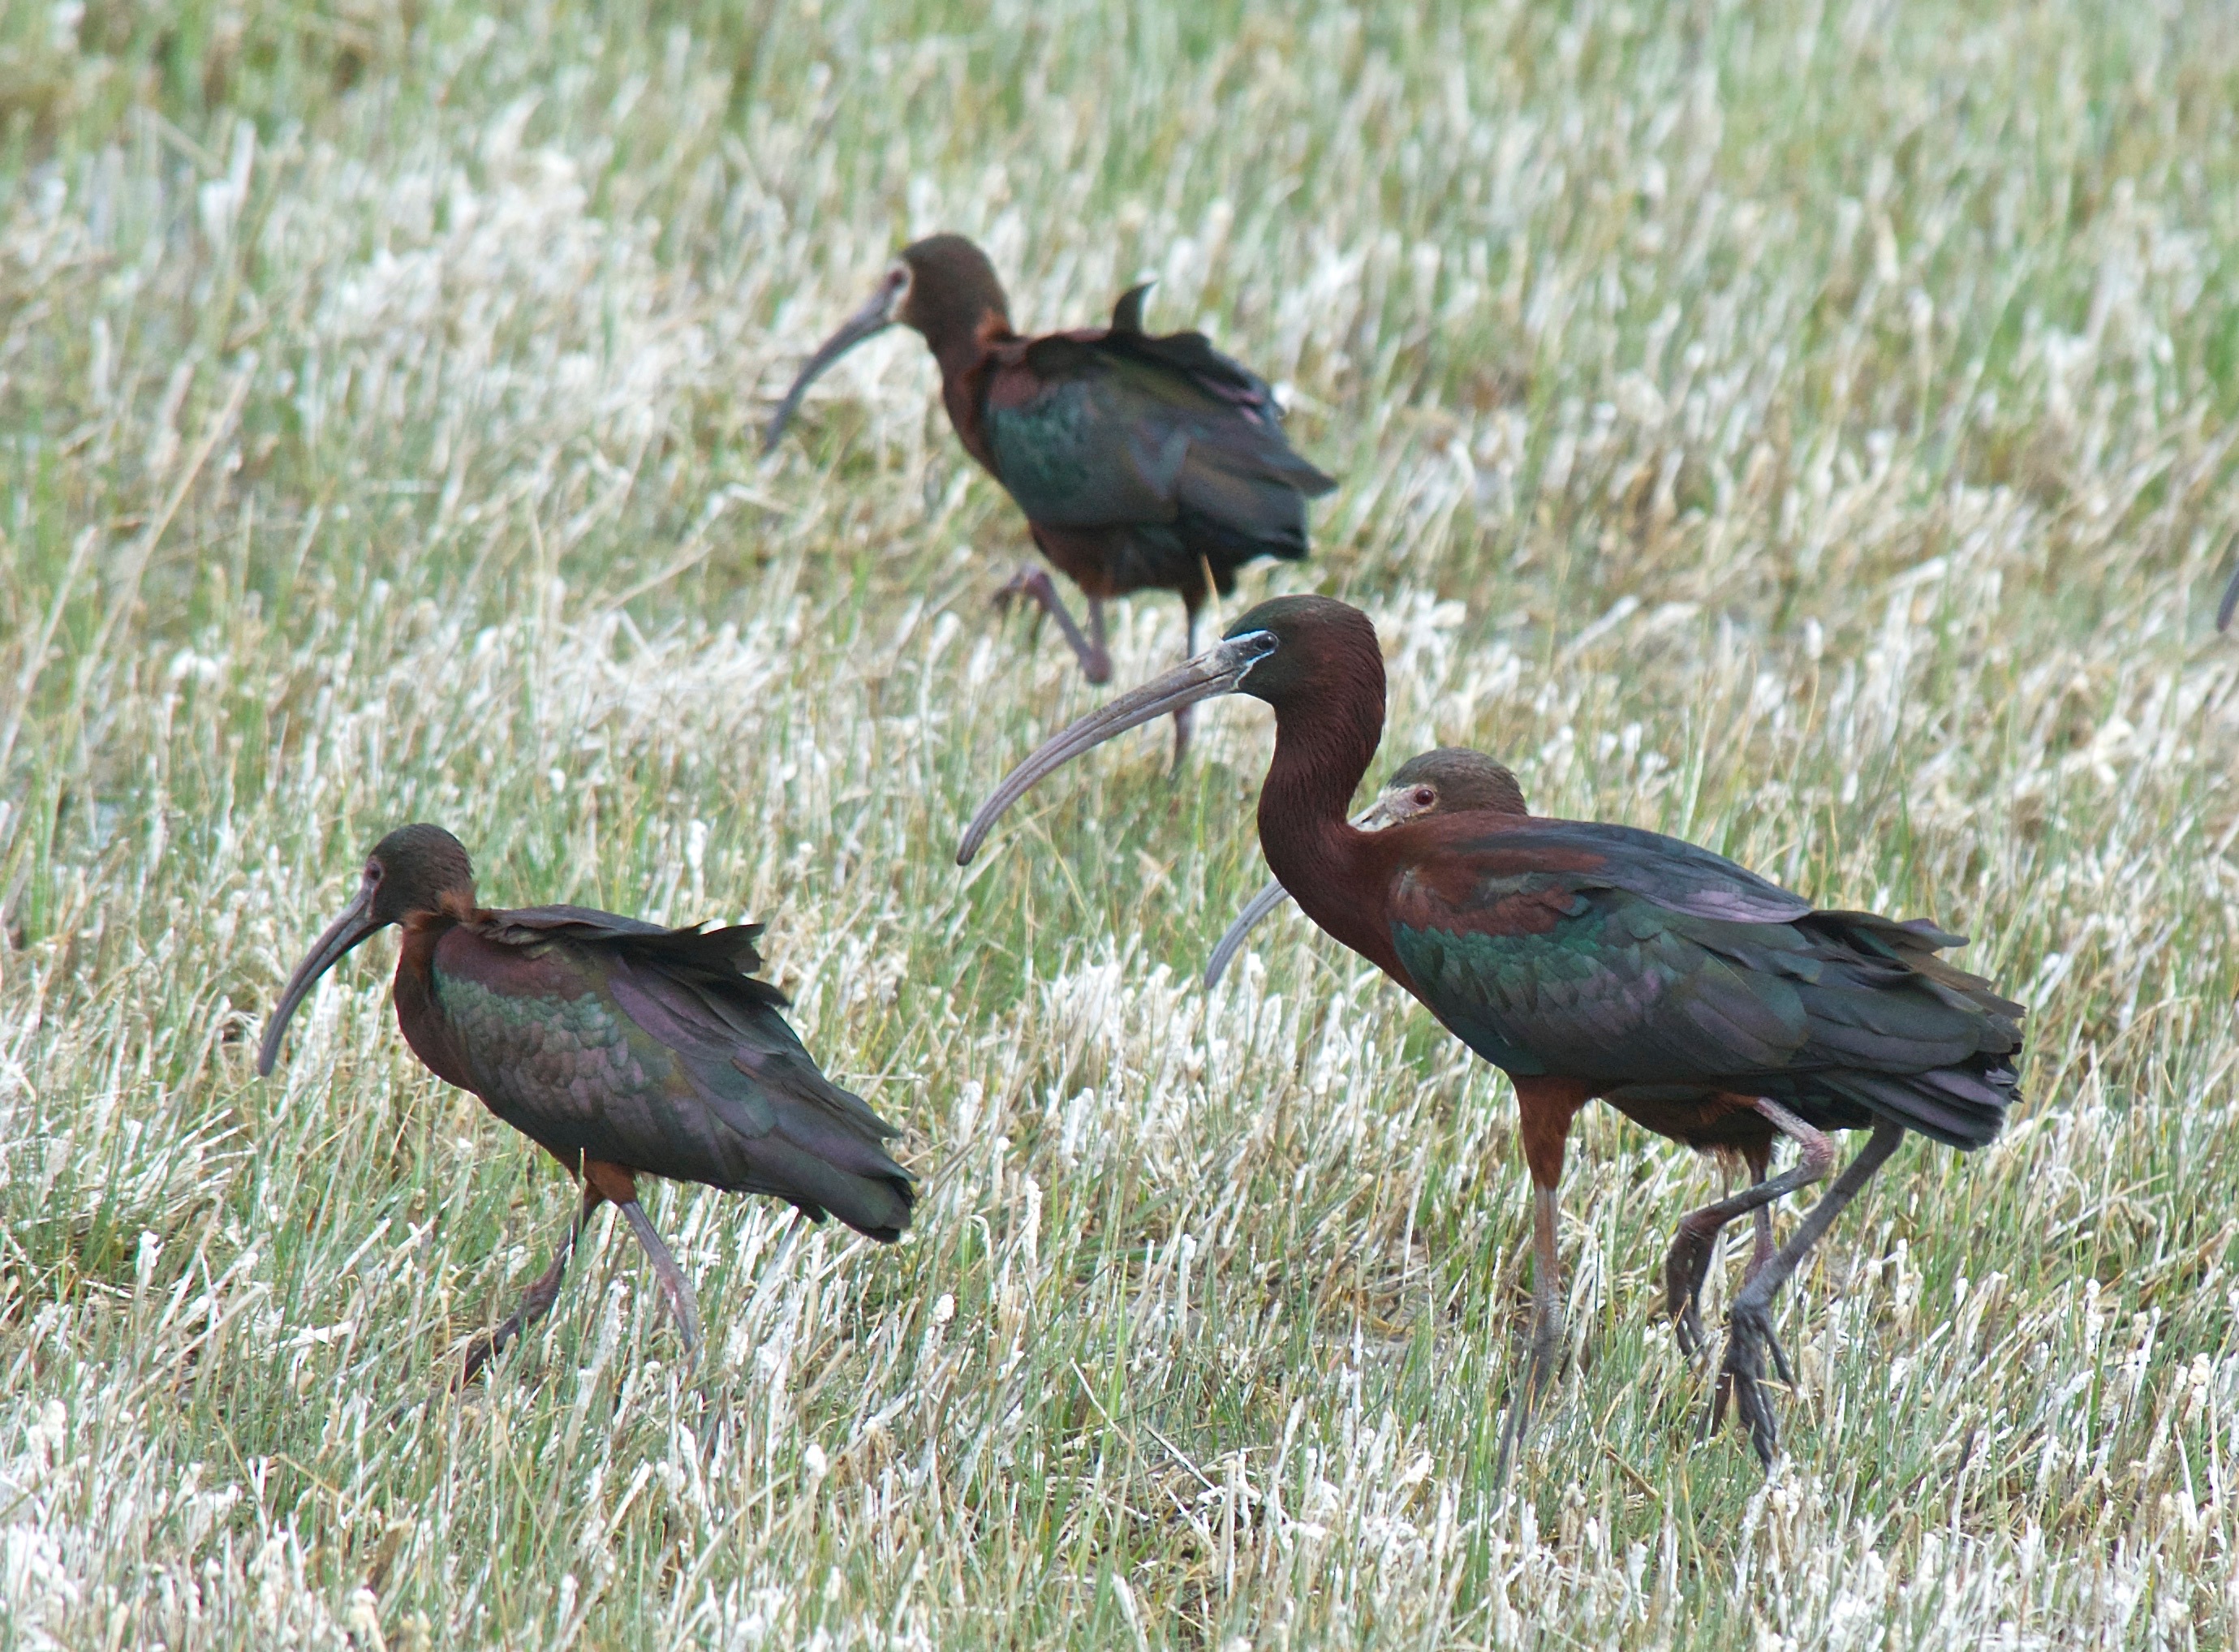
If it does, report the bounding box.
[259,825,914,1383]
[958,597,2024,1465]
[764,234,1336,760]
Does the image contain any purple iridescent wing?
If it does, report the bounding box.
[1388,821,2021,1148]
[429,911,912,1238]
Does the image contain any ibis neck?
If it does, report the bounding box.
[924,307,1014,383]
[394,910,479,1093]
[1254,681,1401,975]
[932,311,1016,476]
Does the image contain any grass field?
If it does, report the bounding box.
[4,0,2239,1645]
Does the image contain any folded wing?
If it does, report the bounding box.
[434,909,914,1240]
[986,299,1334,564]
[1389,822,2022,1149]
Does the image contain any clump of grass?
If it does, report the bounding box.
[2,0,2237,1645]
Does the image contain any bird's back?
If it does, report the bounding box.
[1380,816,2023,1149]
[979,306,1334,600]
[423,907,914,1240]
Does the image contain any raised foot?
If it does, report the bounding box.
[991,566,1112,684]
[988,564,1048,615]
[455,1205,587,1388]
[1666,1225,1793,1383]
[1664,1223,1717,1358]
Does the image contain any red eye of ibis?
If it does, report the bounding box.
[1413,788,1435,807]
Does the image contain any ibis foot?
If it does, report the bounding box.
[1711,1299,1782,1465]
[458,1186,596,1387]
[1494,1295,1564,1486]
[1741,1207,1798,1389]
[618,1198,704,1360]
[1665,1197,1794,1383]
[993,567,1112,684]
[1664,1101,1832,1390]
[1707,1119,1904,1466]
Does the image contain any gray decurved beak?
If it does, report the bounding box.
[1203,878,1290,989]
[257,877,382,1077]
[956,630,1278,866]
[762,282,903,454]
[2220,561,2238,634]
[1202,796,1397,989]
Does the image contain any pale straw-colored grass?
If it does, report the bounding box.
[2,1,2237,1646]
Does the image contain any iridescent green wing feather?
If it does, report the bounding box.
[1389,821,2020,1147]
[430,910,913,1238]
[987,316,1333,546]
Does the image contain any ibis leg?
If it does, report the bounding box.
[1495,1184,1565,1483]
[1664,1101,1832,1373]
[992,566,1113,684]
[459,1185,601,1387]
[617,1198,704,1360]
[1742,1142,1779,1286]
[1716,1118,1904,1467]
[1087,595,1109,678]
[1666,1147,1739,1362]
[1524,1182,1565,1400]
[1664,1141,1803,1389]
[1736,1142,1798,1387]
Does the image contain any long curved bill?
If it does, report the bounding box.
[1203,795,1399,988]
[1203,879,1290,989]
[257,876,381,1076]
[2220,561,2239,634]
[956,630,1279,866]
[761,280,902,454]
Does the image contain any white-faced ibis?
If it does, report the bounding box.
[1203,742,1812,1398]
[958,597,2025,1466]
[764,234,1336,760]
[258,826,913,1383]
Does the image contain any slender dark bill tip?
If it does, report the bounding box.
[256,888,381,1077]
[2219,560,2239,634]
[1202,797,1393,989]
[954,632,1278,867]
[1204,878,1291,989]
[760,290,899,455]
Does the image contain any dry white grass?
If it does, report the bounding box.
[2,1,2238,1646]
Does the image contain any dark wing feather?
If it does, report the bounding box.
[1466,820,1815,923]
[486,906,773,985]
[1389,823,2022,1148]
[988,325,1334,553]
[432,913,913,1239]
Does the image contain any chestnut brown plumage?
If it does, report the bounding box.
[1204,747,1528,988]
[959,597,2025,1469]
[766,234,1335,761]
[1203,742,1833,1398]
[259,826,913,1382]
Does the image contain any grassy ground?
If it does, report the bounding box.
[2,0,2238,1645]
